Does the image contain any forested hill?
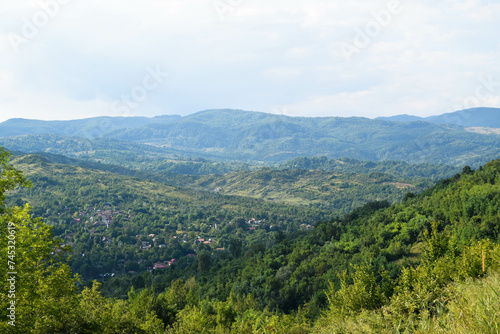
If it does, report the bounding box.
[281,156,459,180]
[1,108,500,166]
[3,147,500,332]
[378,107,500,128]
[101,158,500,332]
[111,159,499,318]
[3,152,437,283]
[0,115,181,138]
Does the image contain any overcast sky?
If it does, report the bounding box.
[0,0,499,122]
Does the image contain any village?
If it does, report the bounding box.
[50,202,273,279]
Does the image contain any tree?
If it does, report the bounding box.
[1,148,166,332]
[422,221,453,264]
[325,263,383,319]
[229,237,242,257]
[197,251,211,273]
[0,148,78,332]
[0,148,31,212]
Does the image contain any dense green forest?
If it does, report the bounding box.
[5,153,435,283]
[2,146,500,332]
[6,154,327,281]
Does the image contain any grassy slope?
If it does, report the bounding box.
[181,168,426,210]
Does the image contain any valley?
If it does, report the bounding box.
[1,108,500,333]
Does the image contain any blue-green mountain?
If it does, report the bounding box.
[1,108,499,166]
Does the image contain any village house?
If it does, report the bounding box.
[153,263,166,270]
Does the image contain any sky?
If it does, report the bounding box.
[0,0,499,123]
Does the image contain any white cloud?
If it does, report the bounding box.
[0,0,498,123]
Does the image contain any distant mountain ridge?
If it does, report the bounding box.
[1,108,500,166]
[0,115,181,138]
[377,107,500,128]
[2,108,499,139]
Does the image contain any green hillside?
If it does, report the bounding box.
[96,158,500,332]
[4,152,440,283]
[128,159,500,313]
